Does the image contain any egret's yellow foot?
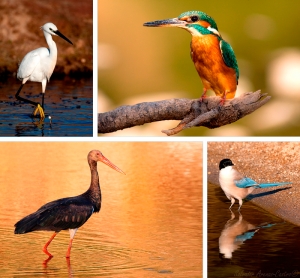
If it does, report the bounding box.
[33,104,45,119]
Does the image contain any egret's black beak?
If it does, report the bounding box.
[54,30,73,45]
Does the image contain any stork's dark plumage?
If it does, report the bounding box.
[14,150,125,258]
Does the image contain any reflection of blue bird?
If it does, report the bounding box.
[219,211,276,259]
[219,158,292,210]
[235,223,275,241]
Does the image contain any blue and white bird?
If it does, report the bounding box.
[219,158,291,210]
[15,23,73,119]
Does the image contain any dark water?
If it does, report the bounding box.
[208,182,300,277]
[0,142,202,277]
[0,78,92,137]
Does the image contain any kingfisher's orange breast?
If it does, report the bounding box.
[190,35,237,99]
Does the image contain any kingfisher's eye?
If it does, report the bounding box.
[190,16,199,22]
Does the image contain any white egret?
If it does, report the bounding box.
[16,23,73,119]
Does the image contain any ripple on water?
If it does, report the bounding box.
[1,227,157,277]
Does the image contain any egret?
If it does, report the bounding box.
[14,150,125,258]
[15,22,73,119]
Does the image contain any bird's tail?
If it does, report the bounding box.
[14,211,43,234]
[257,182,292,188]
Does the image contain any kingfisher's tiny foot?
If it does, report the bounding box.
[199,95,207,103]
[219,96,227,106]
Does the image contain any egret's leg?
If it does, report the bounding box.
[43,232,57,257]
[41,79,47,110]
[15,84,38,106]
[33,80,47,119]
[42,93,45,109]
[66,228,78,258]
[15,83,45,119]
[33,104,45,119]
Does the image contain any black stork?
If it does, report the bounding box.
[14,150,125,258]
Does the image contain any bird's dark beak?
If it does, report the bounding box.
[54,30,73,45]
[101,155,126,175]
[144,18,186,28]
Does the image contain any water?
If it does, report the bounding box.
[0,142,202,277]
[208,182,300,277]
[0,78,92,137]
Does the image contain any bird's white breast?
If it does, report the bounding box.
[219,166,238,192]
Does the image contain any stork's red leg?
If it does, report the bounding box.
[43,232,57,257]
[66,239,73,258]
[66,228,78,258]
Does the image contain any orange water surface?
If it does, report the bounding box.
[0,142,202,277]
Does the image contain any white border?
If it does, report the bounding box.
[202,140,207,278]
[93,0,98,137]
[2,0,300,274]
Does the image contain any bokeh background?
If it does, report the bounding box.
[99,0,300,136]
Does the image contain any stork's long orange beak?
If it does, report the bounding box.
[100,155,126,175]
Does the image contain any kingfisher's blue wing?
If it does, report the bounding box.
[234,177,258,188]
[220,40,239,82]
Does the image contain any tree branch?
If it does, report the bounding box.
[98,90,270,135]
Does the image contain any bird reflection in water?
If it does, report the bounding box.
[219,211,276,259]
[42,256,73,277]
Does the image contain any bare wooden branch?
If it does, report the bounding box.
[98,90,270,135]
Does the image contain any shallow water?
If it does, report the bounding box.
[0,78,92,137]
[0,142,202,277]
[208,182,300,277]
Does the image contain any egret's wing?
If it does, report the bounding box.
[17,50,41,80]
[234,177,258,188]
[220,39,239,82]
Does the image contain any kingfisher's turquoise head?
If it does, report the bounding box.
[143,11,220,37]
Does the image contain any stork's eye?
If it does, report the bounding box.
[190,16,199,22]
[49,28,53,31]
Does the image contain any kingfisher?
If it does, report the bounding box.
[144,11,239,104]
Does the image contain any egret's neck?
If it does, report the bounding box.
[44,32,58,59]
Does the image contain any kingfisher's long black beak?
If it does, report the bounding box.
[144,18,186,27]
[54,30,73,45]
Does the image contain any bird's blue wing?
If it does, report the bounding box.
[234,177,258,188]
[220,40,239,82]
[258,182,292,188]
